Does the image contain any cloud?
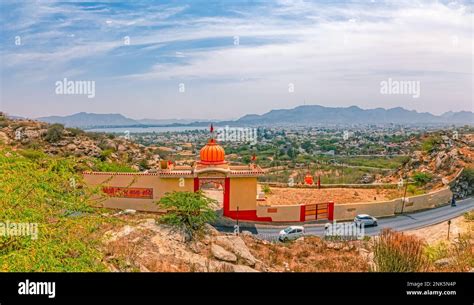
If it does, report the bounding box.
[0,0,472,117]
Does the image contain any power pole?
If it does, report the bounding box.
[447,220,451,240]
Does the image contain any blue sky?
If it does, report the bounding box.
[0,0,472,119]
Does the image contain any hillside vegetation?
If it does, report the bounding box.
[0,148,119,271]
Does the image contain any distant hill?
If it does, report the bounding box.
[35,106,473,128]
[38,112,139,128]
[236,105,474,126]
[37,113,212,128]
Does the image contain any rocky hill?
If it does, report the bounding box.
[378,131,474,195]
[102,215,371,272]
[0,113,161,171]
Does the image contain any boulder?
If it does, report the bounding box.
[211,244,237,262]
[213,236,256,267]
[434,257,455,267]
[0,131,11,144]
[203,223,219,236]
[104,225,135,243]
[241,230,253,237]
[66,143,77,150]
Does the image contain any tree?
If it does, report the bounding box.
[157,191,217,238]
[301,140,314,153]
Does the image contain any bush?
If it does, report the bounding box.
[407,184,425,195]
[424,241,449,262]
[373,229,427,272]
[157,191,217,238]
[412,172,432,186]
[0,113,7,128]
[0,149,109,271]
[463,211,474,222]
[85,132,103,141]
[65,127,84,137]
[44,124,64,143]
[261,184,272,194]
[18,149,45,160]
[92,160,136,172]
[138,159,150,170]
[99,149,114,161]
[421,136,441,153]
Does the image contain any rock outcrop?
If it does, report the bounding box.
[0,116,161,170]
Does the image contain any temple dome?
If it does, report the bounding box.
[199,138,226,164]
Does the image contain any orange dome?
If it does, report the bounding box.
[199,138,226,164]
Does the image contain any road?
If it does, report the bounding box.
[217,197,474,241]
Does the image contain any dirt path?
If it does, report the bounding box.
[405,213,473,245]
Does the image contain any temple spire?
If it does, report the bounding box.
[210,123,215,140]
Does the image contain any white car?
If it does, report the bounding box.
[354,214,378,227]
[279,226,305,242]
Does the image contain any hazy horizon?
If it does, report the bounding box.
[5,103,472,123]
[1,0,473,119]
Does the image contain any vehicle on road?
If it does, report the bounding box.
[354,214,378,227]
[279,226,305,242]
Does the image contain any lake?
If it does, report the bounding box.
[86,126,208,134]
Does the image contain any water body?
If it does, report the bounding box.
[87,126,208,134]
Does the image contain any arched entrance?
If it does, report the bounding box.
[194,175,230,214]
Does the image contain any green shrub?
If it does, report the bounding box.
[424,241,450,262]
[26,140,41,150]
[0,114,7,128]
[407,184,425,195]
[373,229,427,272]
[421,136,441,153]
[44,124,64,143]
[85,132,103,141]
[157,191,217,238]
[412,172,432,186]
[18,149,45,160]
[65,127,84,137]
[138,159,150,170]
[99,149,114,161]
[0,149,110,271]
[463,211,474,221]
[262,184,272,194]
[92,160,136,172]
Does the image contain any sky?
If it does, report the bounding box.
[0,0,473,120]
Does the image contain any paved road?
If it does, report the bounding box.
[217,197,474,241]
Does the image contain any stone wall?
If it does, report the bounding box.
[256,204,301,222]
[83,172,194,212]
[334,187,453,220]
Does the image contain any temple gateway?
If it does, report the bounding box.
[83,133,269,221]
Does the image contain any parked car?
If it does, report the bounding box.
[279,226,305,242]
[354,214,378,227]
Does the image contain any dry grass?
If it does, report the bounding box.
[103,229,192,272]
[374,229,428,272]
[243,236,369,272]
[264,187,402,206]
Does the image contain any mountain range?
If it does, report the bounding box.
[236,106,474,126]
[34,105,473,128]
[37,112,209,128]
